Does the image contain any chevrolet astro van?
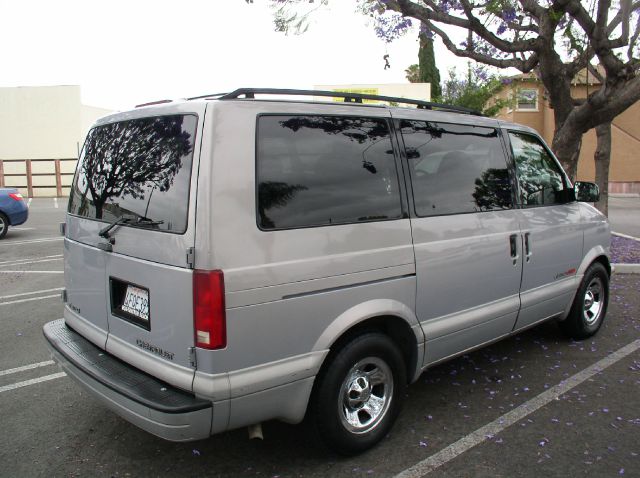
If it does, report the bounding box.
[44,88,610,454]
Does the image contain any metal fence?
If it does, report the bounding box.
[0,158,76,197]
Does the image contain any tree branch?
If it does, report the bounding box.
[423,18,539,71]
[606,1,640,35]
[565,45,596,77]
[393,0,538,53]
[554,0,596,35]
[518,0,546,19]
[570,74,640,130]
[629,13,640,60]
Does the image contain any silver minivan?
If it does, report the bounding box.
[44,88,610,454]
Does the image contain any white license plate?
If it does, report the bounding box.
[121,285,149,321]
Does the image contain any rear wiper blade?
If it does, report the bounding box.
[134,218,164,228]
[98,215,135,239]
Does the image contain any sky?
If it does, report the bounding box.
[0,0,472,111]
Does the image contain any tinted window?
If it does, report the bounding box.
[509,132,568,206]
[257,115,402,229]
[68,115,197,233]
[400,121,513,216]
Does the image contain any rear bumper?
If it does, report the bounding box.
[43,319,212,442]
[8,206,28,226]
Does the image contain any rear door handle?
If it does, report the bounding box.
[524,232,532,262]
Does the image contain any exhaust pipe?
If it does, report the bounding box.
[247,423,263,440]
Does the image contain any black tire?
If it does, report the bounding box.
[0,212,8,240]
[310,333,406,455]
[559,262,609,340]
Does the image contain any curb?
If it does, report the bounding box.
[612,264,640,274]
[612,231,640,241]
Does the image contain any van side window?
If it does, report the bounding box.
[508,132,569,206]
[400,121,513,216]
[256,115,402,230]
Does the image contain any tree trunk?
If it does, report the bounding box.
[551,126,583,181]
[594,122,612,216]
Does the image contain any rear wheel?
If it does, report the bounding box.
[0,213,8,239]
[311,333,406,455]
[559,262,609,339]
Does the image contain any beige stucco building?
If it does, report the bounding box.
[0,85,112,197]
[497,72,640,194]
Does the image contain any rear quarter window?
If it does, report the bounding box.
[68,114,197,234]
[256,115,403,230]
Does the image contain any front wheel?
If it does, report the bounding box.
[310,333,406,455]
[559,262,609,340]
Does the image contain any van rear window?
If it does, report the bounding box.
[68,115,197,234]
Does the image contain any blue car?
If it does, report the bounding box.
[0,188,29,239]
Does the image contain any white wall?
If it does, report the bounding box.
[0,85,113,196]
[0,85,82,159]
[81,104,113,139]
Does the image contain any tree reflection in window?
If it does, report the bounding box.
[257,115,402,229]
[258,181,308,229]
[473,168,513,211]
[509,132,565,206]
[400,120,513,216]
[69,115,194,225]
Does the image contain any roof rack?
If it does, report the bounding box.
[185,92,229,101]
[190,88,482,116]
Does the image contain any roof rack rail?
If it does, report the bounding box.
[135,99,173,108]
[185,92,229,101]
[212,88,482,116]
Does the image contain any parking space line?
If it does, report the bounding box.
[53,197,59,209]
[0,361,55,377]
[10,227,36,231]
[0,288,64,301]
[0,254,63,265]
[395,339,640,478]
[0,372,66,394]
[0,237,63,246]
[0,257,63,268]
[0,271,63,274]
[0,294,60,306]
[27,197,32,206]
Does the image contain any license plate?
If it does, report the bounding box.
[121,285,149,322]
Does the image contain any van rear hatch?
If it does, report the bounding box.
[63,107,204,389]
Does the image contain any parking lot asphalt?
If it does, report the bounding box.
[609,196,640,238]
[0,198,638,478]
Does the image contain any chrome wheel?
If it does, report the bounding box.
[0,215,6,238]
[339,357,393,434]
[583,277,604,325]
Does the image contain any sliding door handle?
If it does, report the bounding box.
[509,234,519,265]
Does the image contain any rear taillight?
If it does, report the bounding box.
[193,269,226,350]
[8,192,23,201]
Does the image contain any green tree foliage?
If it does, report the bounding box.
[418,33,441,99]
[404,27,442,100]
[405,64,420,82]
[440,66,509,117]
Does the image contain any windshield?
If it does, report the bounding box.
[68,114,197,234]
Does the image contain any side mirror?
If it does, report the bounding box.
[575,181,600,202]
